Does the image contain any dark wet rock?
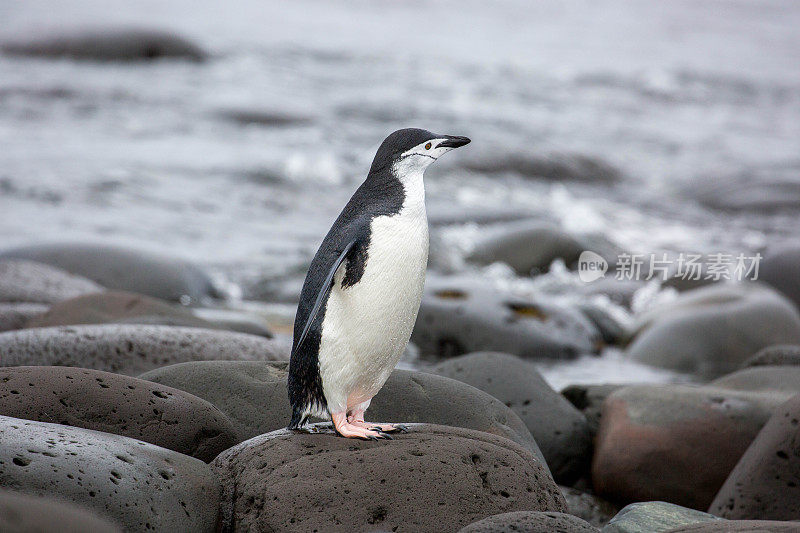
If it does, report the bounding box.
[601,501,722,533]
[412,274,600,360]
[0,489,121,533]
[710,366,800,394]
[0,260,102,304]
[0,303,48,332]
[592,384,790,509]
[459,511,598,533]
[742,345,800,368]
[0,366,237,462]
[0,324,287,375]
[561,486,619,529]
[460,150,622,184]
[1,28,206,62]
[0,243,219,304]
[140,360,548,465]
[212,423,564,533]
[431,352,591,484]
[0,414,220,532]
[214,107,313,127]
[562,384,628,435]
[760,246,800,310]
[665,520,800,532]
[626,284,800,379]
[709,394,800,520]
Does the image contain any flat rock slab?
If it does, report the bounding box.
[432,352,591,484]
[602,502,722,533]
[212,423,565,533]
[0,324,288,375]
[0,366,238,462]
[709,394,800,520]
[141,361,547,466]
[0,489,122,532]
[459,511,598,532]
[0,260,102,304]
[0,414,220,532]
[0,303,48,332]
[665,521,800,532]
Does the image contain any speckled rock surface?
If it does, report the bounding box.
[141,361,547,466]
[601,502,722,533]
[212,423,564,533]
[0,324,288,375]
[742,345,800,368]
[709,395,800,520]
[665,521,800,532]
[0,366,237,462]
[592,385,789,509]
[710,366,800,394]
[459,511,599,532]
[0,243,218,303]
[0,260,102,304]
[0,414,220,532]
[561,486,619,529]
[0,489,122,532]
[432,352,591,484]
[0,303,48,332]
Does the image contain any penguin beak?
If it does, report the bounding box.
[437,135,471,149]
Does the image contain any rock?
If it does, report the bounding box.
[665,521,800,532]
[460,150,622,184]
[0,243,219,304]
[709,394,800,520]
[431,352,591,484]
[0,260,102,304]
[562,384,628,436]
[760,246,800,310]
[578,302,627,345]
[212,423,564,532]
[140,361,548,465]
[681,164,800,213]
[743,345,800,368]
[0,489,121,532]
[561,486,619,529]
[579,278,644,309]
[412,274,600,360]
[710,366,800,394]
[1,28,206,62]
[0,414,220,532]
[191,307,274,338]
[592,384,791,509]
[0,303,48,332]
[215,107,313,127]
[0,324,287,375]
[0,366,237,462]
[459,511,598,533]
[601,501,722,533]
[626,284,800,379]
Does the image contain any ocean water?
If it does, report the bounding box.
[1,0,798,387]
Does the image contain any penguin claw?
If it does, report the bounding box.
[392,424,409,433]
[378,431,394,440]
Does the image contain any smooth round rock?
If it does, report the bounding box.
[592,385,790,509]
[0,489,121,533]
[665,521,800,532]
[1,28,206,61]
[760,246,800,311]
[459,151,622,184]
[742,345,800,368]
[709,395,800,520]
[562,383,629,436]
[0,366,238,462]
[431,352,591,484]
[212,423,565,533]
[0,303,48,332]
[602,501,722,533]
[0,243,219,303]
[140,361,548,466]
[0,414,220,532]
[561,486,619,529]
[412,274,599,360]
[0,260,102,304]
[710,366,800,394]
[459,511,599,533]
[626,284,800,379]
[0,324,288,375]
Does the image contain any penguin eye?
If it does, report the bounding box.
[425,142,432,150]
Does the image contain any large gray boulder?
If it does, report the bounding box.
[140,360,547,465]
[0,366,237,462]
[0,489,121,533]
[0,414,220,532]
[212,424,564,533]
[0,324,288,375]
[626,284,800,378]
[0,260,102,304]
[0,243,219,303]
[601,502,722,533]
[431,352,591,484]
[459,511,599,533]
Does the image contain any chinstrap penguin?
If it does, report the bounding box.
[288,128,470,439]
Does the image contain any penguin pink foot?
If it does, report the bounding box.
[347,410,408,434]
[331,411,390,440]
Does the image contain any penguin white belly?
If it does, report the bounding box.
[318,205,428,413]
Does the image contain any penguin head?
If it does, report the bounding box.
[369,128,471,176]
